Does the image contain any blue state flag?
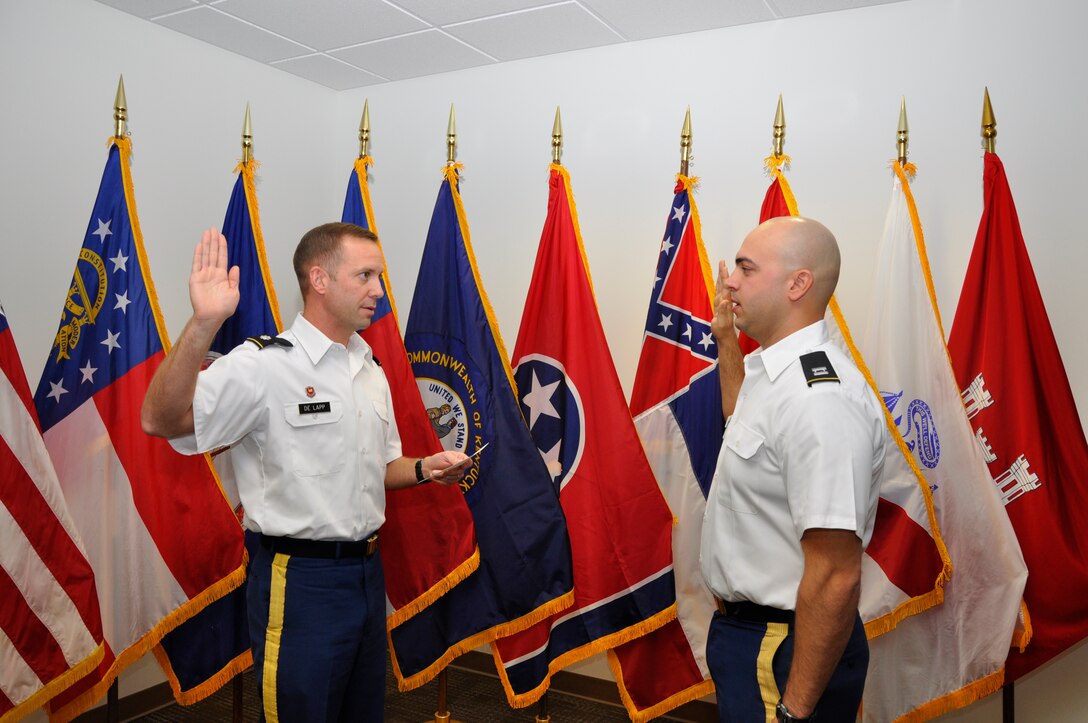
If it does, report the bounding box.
[388,167,574,689]
[156,158,281,702]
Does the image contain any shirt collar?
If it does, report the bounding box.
[754,319,830,383]
[291,313,371,366]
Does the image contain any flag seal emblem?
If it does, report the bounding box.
[514,353,585,491]
[54,249,109,360]
[884,391,942,469]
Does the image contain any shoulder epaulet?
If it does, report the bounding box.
[799,351,840,387]
[372,354,381,367]
[246,334,293,350]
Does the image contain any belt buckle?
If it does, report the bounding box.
[365,533,379,557]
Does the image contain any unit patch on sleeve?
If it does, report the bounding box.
[799,351,840,387]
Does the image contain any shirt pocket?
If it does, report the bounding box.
[718,421,765,515]
[283,401,346,477]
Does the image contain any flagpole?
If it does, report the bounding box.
[983,86,1013,723]
[680,106,692,176]
[428,108,464,723]
[772,93,786,160]
[896,97,909,167]
[359,99,370,160]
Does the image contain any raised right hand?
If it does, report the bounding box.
[190,228,240,323]
[710,259,736,342]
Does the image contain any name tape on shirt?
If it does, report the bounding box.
[299,401,332,415]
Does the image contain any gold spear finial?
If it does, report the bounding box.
[242,103,253,165]
[680,106,692,176]
[552,106,563,164]
[896,96,909,166]
[446,104,457,165]
[113,75,128,138]
[981,87,996,153]
[772,94,786,158]
[358,99,370,159]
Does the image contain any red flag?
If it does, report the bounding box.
[948,152,1088,680]
[493,164,676,707]
[342,157,478,625]
[609,176,720,721]
[758,156,949,635]
[0,305,104,719]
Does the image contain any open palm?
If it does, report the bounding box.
[190,228,240,323]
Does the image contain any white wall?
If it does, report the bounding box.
[3,0,1086,720]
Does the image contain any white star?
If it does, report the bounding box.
[114,290,131,313]
[699,332,714,350]
[101,329,121,354]
[658,313,673,332]
[521,370,561,431]
[672,205,686,222]
[46,380,67,403]
[79,360,97,383]
[92,219,112,243]
[110,250,129,272]
[540,439,563,479]
[683,324,692,339]
[654,274,662,286]
[660,237,674,255]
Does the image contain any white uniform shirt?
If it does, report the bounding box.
[171,313,402,541]
[700,320,885,610]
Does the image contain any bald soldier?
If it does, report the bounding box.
[701,217,886,722]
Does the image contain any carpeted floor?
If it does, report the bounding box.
[131,656,638,722]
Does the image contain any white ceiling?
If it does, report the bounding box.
[96,0,909,90]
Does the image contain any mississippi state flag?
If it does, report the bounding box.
[609,176,721,722]
[33,138,246,721]
[342,156,477,627]
[389,166,573,691]
[860,160,1027,721]
[493,164,676,707]
[949,152,1088,681]
[0,305,104,719]
[757,157,951,636]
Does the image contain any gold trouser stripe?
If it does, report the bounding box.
[263,552,290,723]
[757,622,789,723]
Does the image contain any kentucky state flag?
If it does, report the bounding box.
[492,164,676,707]
[154,155,281,704]
[389,165,573,690]
[342,156,477,628]
[33,138,246,722]
[860,161,1027,721]
[758,155,952,637]
[1,304,104,719]
[948,152,1088,681]
[609,176,721,722]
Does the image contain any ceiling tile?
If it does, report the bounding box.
[95,0,197,19]
[582,0,775,40]
[272,54,387,90]
[215,0,428,51]
[447,3,622,62]
[154,6,312,62]
[331,31,494,81]
[387,0,555,26]
[769,0,908,17]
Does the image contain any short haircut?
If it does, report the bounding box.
[293,222,378,296]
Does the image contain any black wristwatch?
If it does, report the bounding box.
[776,700,814,722]
[414,458,426,484]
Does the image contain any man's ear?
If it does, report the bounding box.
[309,265,328,296]
[786,269,814,301]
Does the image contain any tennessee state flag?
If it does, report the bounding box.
[609,175,721,722]
[388,165,573,690]
[948,152,1088,681]
[341,155,477,627]
[33,138,245,722]
[0,304,104,719]
[154,153,281,703]
[493,164,676,707]
[758,154,951,636]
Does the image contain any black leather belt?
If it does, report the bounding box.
[259,533,378,559]
[716,598,794,624]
